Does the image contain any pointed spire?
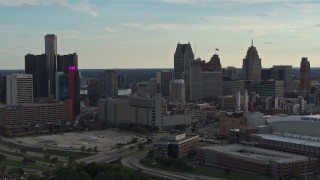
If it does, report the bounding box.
[251,39,254,46]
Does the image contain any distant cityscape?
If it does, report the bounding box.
[2,35,320,180]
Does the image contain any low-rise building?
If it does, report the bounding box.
[153,133,199,159]
[198,144,318,176]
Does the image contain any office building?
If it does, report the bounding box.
[202,54,222,72]
[261,68,271,80]
[57,53,78,74]
[270,65,293,89]
[129,94,163,131]
[25,54,48,98]
[99,70,118,98]
[299,57,311,91]
[190,60,202,101]
[198,144,318,176]
[201,71,222,100]
[6,74,33,105]
[87,79,100,106]
[156,71,173,97]
[245,80,284,97]
[137,78,159,96]
[68,67,80,120]
[170,79,185,103]
[45,34,57,99]
[153,133,199,159]
[174,43,194,79]
[242,41,262,81]
[0,75,6,103]
[223,80,245,96]
[222,66,239,80]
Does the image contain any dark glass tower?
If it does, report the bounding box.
[25,54,48,98]
[57,53,78,74]
[45,34,57,99]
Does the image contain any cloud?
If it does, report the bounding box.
[160,0,208,4]
[104,26,122,33]
[122,22,213,31]
[0,25,22,33]
[0,0,98,17]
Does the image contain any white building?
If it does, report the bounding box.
[6,74,33,105]
[170,79,185,103]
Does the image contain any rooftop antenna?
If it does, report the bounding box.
[251,39,254,46]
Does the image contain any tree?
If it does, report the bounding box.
[138,144,145,150]
[147,150,154,158]
[22,157,34,163]
[87,147,93,153]
[80,146,86,152]
[93,146,98,152]
[50,157,59,164]
[17,168,24,176]
[0,154,5,161]
[0,165,6,173]
[20,149,27,154]
[224,167,231,175]
[44,154,51,160]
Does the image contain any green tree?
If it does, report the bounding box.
[87,147,93,153]
[0,154,5,161]
[0,165,6,173]
[50,157,59,164]
[93,146,98,152]
[138,144,145,150]
[44,154,51,160]
[80,146,86,152]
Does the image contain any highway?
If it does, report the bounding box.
[121,151,224,180]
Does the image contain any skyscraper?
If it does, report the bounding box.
[299,57,311,91]
[45,34,57,99]
[174,43,194,101]
[99,70,118,98]
[45,34,57,54]
[242,40,262,81]
[57,53,78,74]
[270,65,293,90]
[174,43,194,79]
[25,54,48,98]
[156,71,173,97]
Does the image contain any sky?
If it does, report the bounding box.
[1,0,320,69]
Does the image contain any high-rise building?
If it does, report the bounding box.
[25,54,48,98]
[271,65,293,90]
[202,54,222,72]
[156,71,173,97]
[99,70,118,98]
[0,75,6,103]
[45,34,57,54]
[68,67,80,120]
[6,74,33,105]
[222,66,239,80]
[170,79,185,103]
[299,57,311,91]
[201,71,223,100]
[174,43,194,79]
[45,34,57,99]
[190,60,202,101]
[242,41,262,81]
[57,53,78,74]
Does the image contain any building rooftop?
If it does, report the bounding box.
[201,144,314,164]
[253,133,320,147]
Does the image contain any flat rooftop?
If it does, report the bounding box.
[201,144,313,164]
[253,133,320,147]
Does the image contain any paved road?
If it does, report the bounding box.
[121,151,224,180]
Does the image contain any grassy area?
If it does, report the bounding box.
[0,159,46,171]
[0,148,57,164]
[141,157,266,180]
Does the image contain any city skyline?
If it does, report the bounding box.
[1,0,320,69]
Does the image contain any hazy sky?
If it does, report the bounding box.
[1,0,320,69]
